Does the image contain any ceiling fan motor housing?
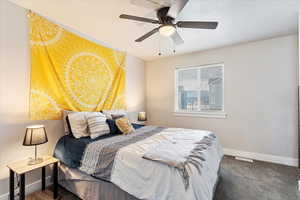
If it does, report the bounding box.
[157,7,174,24]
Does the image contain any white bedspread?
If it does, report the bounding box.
[111,128,223,200]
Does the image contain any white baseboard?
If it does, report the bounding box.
[0,176,51,200]
[223,148,299,167]
[235,156,253,163]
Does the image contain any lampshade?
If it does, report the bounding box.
[138,112,147,121]
[23,125,48,146]
[159,25,176,37]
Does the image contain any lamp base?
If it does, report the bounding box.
[28,157,43,165]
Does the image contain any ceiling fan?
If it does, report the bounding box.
[119,0,218,45]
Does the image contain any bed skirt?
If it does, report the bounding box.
[58,164,220,200]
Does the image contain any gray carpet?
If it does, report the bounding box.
[214,156,300,200]
[56,156,300,200]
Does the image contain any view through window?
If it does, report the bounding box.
[175,64,224,113]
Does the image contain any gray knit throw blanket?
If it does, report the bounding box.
[143,133,217,190]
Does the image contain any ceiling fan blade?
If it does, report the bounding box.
[119,14,160,24]
[177,21,218,29]
[171,31,184,45]
[135,28,159,42]
[167,0,189,18]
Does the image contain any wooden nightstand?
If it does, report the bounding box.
[7,156,59,200]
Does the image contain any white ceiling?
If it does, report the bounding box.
[8,0,300,61]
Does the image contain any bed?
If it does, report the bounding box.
[54,123,223,200]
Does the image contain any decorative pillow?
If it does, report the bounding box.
[62,110,75,135]
[65,116,73,136]
[111,114,125,120]
[86,112,110,139]
[106,119,122,135]
[102,110,127,120]
[115,117,135,135]
[67,112,89,139]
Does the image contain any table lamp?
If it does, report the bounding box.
[23,125,48,165]
[138,112,147,121]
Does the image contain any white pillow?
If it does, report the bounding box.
[67,112,89,139]
[62,110,75,135]
[86,112,110,139]
[101,109,127,120]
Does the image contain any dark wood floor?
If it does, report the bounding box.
[27,189,54,200]
[26,186,79,200]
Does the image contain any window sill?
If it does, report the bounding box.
[173,111,227,119]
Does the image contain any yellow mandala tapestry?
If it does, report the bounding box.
[29,12,127,120]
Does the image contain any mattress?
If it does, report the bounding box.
[59,163,139,200]
[58,163,220,200]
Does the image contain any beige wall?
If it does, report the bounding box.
[126,56,146,119]
[0,0,145,196]
[146,35,299,163]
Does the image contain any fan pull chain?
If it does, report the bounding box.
[172,39,176,54]
[158,36,162,56]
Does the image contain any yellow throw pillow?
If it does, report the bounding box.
[115,117,135,135]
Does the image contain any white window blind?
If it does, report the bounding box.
[175,63,225,117]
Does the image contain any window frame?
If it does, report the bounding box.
[174,63,227,119]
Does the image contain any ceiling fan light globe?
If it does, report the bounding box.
[159,25,176,37]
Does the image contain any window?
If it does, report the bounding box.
[175,63,225,118]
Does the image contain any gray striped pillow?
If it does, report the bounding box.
[86,112,110,139]
[101,109,127,120]
[68,112,89,139]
